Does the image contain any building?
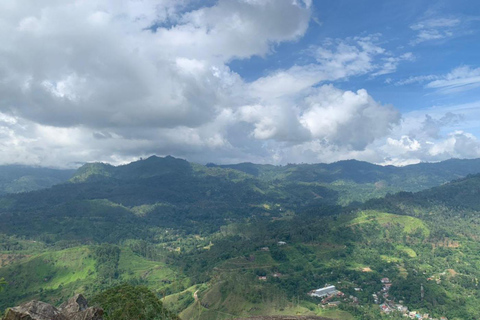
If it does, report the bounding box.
[395,304,408,313]
[327,301,340,307]
[278,241,287,246]
[309,285,338,298]
[380,303,392,313]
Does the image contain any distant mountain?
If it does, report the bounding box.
[366,172,480,213]
[70,156,192,183]
[0,156,340,242]
[1,156,480,243]
[211,158,480,191]
[0,165,75,195]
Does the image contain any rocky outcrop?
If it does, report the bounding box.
[4,294,103,320]
[3,300,67,320]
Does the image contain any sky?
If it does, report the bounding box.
[0,0,480,168]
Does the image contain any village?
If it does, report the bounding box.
[256,242,451,320]
[308,277,449,320]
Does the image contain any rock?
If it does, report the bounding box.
[3,300,67,320]
[59,294,103,320]
[4,295,103,320]
[68,307,103,320]
[59,294,88,314]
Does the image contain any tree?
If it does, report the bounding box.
[91,284,179,320]
[0,278,6,292]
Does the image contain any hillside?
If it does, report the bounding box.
[2,157,480,319]
[210,158,480,204]
[3,156,480,243]
[0,165,74,195]
[211,158,480,186]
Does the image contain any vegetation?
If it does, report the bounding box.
[0,165,74,195]
[91,284,179,320]
[3,156,480,319]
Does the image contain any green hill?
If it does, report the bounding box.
[3,157,480,319]
[0,165,74,195]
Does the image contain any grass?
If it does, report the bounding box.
[380,255,401,263]
[118,247,183,291]
[320,309,356,320]
[349,210,430,236]
[396,245,417,258]
[0,245,185,311]
[0,246,96,309]
[179,280,330,320]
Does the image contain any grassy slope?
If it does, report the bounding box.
[348,210,429,236]
[0,247,96,308]
[0,246,184,311]
[118,247,187,292]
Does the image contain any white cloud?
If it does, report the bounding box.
[395,65,480,94]
[411,18,461,30]
[410,17,461,45]
[426,66,480,94]
[299,86,400,150]
[361,105,480,166]
[395,75,440,86]
[0,1,475,168]
[249,35,413,99]
[373,52,415,76]
[0,0,310,129]
[0,0,320,167]
[428,131,480,159]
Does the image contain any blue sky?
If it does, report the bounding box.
[230,0,480,112]
[0,0,479,167]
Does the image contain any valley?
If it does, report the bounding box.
[1,157,480,319]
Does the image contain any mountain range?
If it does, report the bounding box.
[2,156,480,319]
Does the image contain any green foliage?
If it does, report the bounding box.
[0,278,6,292]
[4,157,480,319]
[0,247,96,309]
[93,244,121,283]
[0,165,74,195]
[91,284,179,320]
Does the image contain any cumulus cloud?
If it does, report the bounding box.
[420,113,464,139]
[365,107,480,166]
[299,86,400,150]
[0,1,418,168]
[0,0,310,165]
[429,131,480,159]
[0,1,477,168]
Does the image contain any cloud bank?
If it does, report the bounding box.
[0,1,478,167]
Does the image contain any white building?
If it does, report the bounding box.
[310,285,338,298]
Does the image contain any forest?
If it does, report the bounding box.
[2,156,480,319]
